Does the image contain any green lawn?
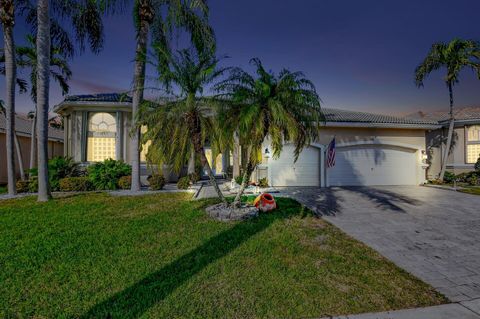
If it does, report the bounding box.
[459,186,480,195]
[0,193,446,318]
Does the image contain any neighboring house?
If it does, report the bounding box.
[0,113,64,184]
[407,107,480,179]
[55,93,442,187]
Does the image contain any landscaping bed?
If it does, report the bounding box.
[0,193,446,318]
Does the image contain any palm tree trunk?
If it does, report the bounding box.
[130,15,149,192]
[36,0,52,201]
[197,147,226,203]
[439,82,455,181]
[3,19,17,195]
[14,133,26,180]
[232,159,255,208]
[29,110,37,170]
[188,148,195,174]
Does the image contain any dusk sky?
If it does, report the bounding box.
[1,0,480,116]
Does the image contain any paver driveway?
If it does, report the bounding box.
[279,186,480,303]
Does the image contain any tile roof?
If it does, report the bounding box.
[64,93,132,103]
[0,113,64,141]
[322,108,439,126]
[406,106,480,122]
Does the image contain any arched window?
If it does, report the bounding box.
[87,112,117,162]
[467,125,480,164]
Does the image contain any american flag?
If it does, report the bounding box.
[326,137,336,168]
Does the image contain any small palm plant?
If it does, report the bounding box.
[415,39,480,181]
[216,59,322,208]
[139,49,228,203]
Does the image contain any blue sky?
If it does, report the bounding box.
[1,0,480,115]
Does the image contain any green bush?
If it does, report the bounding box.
[16,180,30,193]
[148,174,166,190]
[235,175,245,185]
[28,177,38,193]
[258,177,269,188]
[443,171,456,184]
[30,157,80,191]
[188,172,200,184]
[59,177,92,192]
[475,156,480,172]
[177,176,190,190]
[88,159,131,190]
[118,176,132,190]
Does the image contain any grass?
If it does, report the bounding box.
[458,186,480,195]
[0,193,446,318]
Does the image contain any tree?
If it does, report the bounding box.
[415,39,480,181]
[0,0,18,195]
[129,0,215,192]
[35,0,126,201]
[14,34,72,169]
[140,49,227,203]
[0,99,25,181]
[216,59,322,208]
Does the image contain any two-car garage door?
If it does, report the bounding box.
[268,144,418,186]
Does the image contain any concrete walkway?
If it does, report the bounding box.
[280,186,480,304]
[322,300,480,318]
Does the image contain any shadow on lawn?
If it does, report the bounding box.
[81,198,311,319]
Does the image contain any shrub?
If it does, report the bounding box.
[59,177,92,192]
[443,171,455,184]
[28,177,38,193]
[468,174,479,186]
[188,172,200,184]
[30,157,80,191]
[118,176,132,190]
[235,175,245,185]
[148,174,166,190]
[177,176,190,190]
[475,156,480,172]
[88,159,131,190]
[258,178,269,188]
[16,180,30,193]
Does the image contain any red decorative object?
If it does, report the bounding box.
[253,193,277,212]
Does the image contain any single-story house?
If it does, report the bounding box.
[55,93,453,187]
[0,113,64,184]
[407,107,480,179]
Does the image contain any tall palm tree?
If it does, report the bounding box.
[15,34,72,170]
[0,99,26,180]
[129,0,215,192]
[140,49,227,202]
[216,59,322,208]
[0,0,18,195]
[415,39,480,181]
[35,0,126,201]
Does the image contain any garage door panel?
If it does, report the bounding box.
[269,145,320,187]
[329,146,417,186]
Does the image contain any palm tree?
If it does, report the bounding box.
[415,39,480,181]
[0,0,18,195]
[140,49,227,203]
[0,99,26,180]
[35,0,126,201]
[216,59,322,208]
[129,0,215,192]
[14,34,72,170]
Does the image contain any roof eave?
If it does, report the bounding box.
[53,101,133,114]
[322,121,441,130]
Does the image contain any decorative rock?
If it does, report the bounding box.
[205,203,259,222]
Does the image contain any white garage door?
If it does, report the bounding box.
[269,145,321,187]
[328,146,418,186]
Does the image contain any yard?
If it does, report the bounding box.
[0,193,446,318]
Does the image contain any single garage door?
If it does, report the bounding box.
[269,145,321,187]
[328,145,418,186]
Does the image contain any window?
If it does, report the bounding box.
[87,113,116,162]
[466,125,480,164]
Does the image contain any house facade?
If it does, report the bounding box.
[0,113,64,184]
[55,93,452,187]
[408,107,480,179]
